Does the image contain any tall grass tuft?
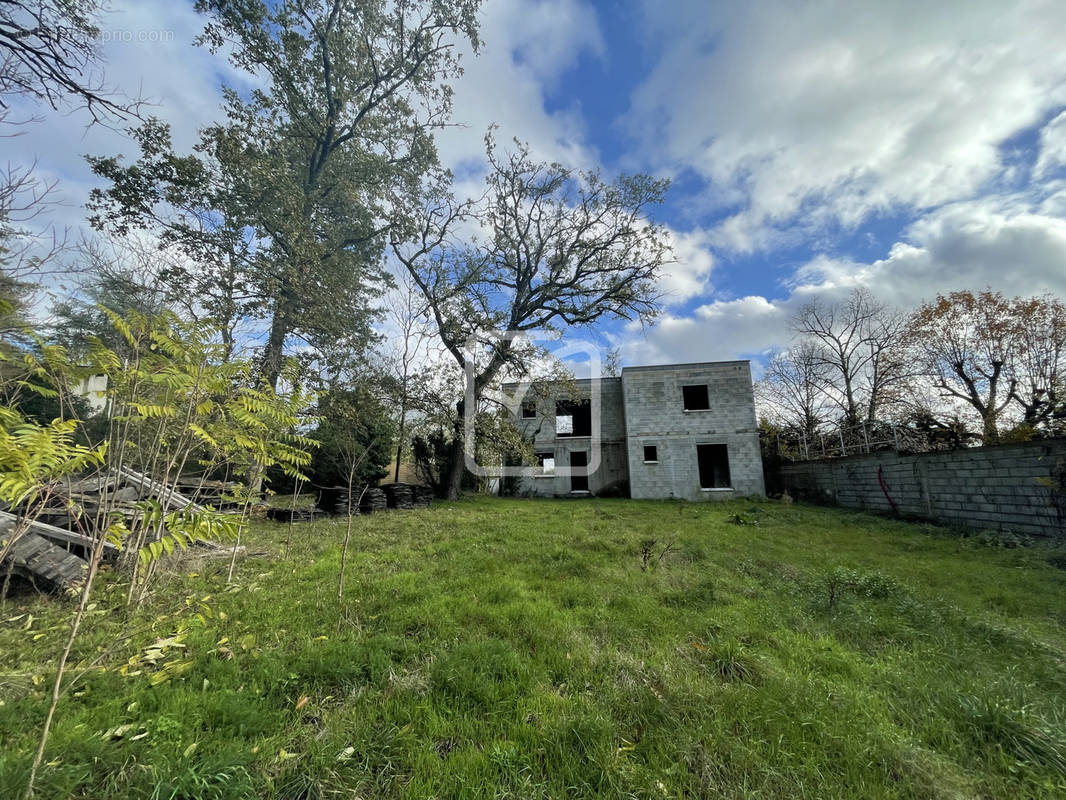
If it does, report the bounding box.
[956,695,1066,775]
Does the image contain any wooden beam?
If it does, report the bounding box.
[116,467,203,511]
[0,510,120,557]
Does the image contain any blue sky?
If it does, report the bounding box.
[11,0,1066,371]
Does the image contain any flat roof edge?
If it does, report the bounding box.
[621,360,750,372]
[501,360,751,388]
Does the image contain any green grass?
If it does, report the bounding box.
[2,497,1065,799]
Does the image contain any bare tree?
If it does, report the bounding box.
[602,346,622,378]
[386,271,434,482]
[859,303,911,424]
[0,0,138,121]
[392,133,674,498]
[792,287,907,426]
[907,290,1021,444]
[758,341,830,439]
[0,128,67,279]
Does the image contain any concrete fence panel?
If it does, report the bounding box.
[774,439,1066,538]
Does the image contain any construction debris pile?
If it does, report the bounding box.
[2,472,436,595]
[312,482,433,517]
[0,468,238,596]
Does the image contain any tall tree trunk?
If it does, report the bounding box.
[982,365,1003,445]
[394,407,406,483]
[262,286,295,391]
[443,400,466,500]
[842,370,859,427]
[981,413,999,444]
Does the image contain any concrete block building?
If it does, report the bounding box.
[506,361,765,500]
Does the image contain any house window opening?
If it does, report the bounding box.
[535,452,555,476]
[697,444,731,489]
[555,399,591,436]
[643,445,658,463]
[682,384,710,411]
[521,402,536,419]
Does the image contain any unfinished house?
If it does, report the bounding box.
[506,361,765,500]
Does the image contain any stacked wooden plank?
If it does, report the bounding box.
[359,488,388,514]
[265,507,320,523]
[382,483,414,510]
[0,511,119,560]
[0,517,89,594]
[413,486,434,508]
[315,486,351,516]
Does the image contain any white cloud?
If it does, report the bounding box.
[1034,110,1066,178]
[627,0,1066,251]
[622,192,1066,366]
[5,1,244,245]
[793,197,1066,305]
[437,0,605,173]
[622,295,791,367]
[657,227,714,305]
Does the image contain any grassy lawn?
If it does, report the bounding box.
[2,497,1065,799]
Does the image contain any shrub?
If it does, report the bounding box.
[823,567,903,608]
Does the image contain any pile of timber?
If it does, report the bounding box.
[314,484,432,516]
[174,478,241,509]
[41,467,201,528]
[265,507,320,523]
[0,510,119,561]
[0,513,111,594]
[359,488,388,514]
[413,486,434,508]
[0,467,241,595]
[315,486,354,516]
[382,483,414,510]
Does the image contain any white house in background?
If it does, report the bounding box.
[73,374,109,415]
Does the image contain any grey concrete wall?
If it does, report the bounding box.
[777,439,1066,537]
[622,362,765,501]
[508,377,629,497]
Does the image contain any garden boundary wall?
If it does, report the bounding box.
[774,439,1066,538]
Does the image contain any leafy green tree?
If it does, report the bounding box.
[89,0,482,388]
[86,121,258,360]
[308,385,394,490]
[197,0,480,388]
